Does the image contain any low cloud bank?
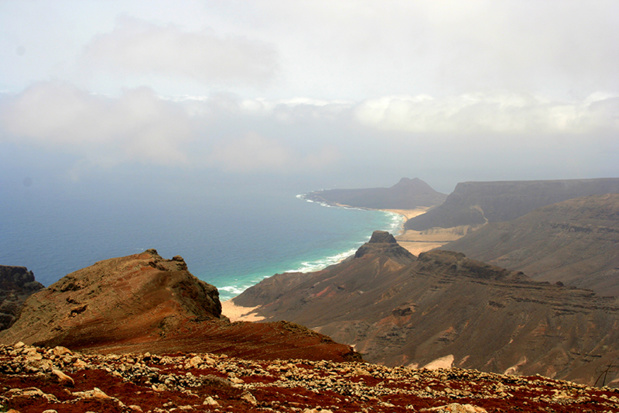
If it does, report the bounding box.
[1,82,616,180]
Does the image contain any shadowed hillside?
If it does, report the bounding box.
[441,193,619,296]
[234,231,619,386]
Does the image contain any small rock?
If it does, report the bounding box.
[52,369,75,387]
[204,396,219,406]
[240,390,257,405]
[229,376,244,384]
[52,346,72,357]
[186,355,202,369]
[421,403,488,413]
[73,358,89,369]
[152,383,168,392]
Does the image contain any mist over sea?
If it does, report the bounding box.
[0,177,400,301]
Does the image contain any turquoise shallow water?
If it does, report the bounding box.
[0,185,401,301]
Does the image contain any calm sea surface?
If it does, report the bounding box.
[0,185,400,301]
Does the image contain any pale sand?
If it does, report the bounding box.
[221,299,265,322]
[422,354,455,370]
[379,208,451,255]
[380,208,485,256]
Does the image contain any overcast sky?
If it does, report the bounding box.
[1,0,617,193]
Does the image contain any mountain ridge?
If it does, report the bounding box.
[233,231,619,386]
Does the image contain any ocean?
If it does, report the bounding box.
[0,182,401,301]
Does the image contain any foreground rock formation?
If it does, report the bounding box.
[2,342,618,413]
[304,177,447,209]
[442,193,619,296]
[0,266,43,331]
[0,250,357,362]
[234,231,619,386]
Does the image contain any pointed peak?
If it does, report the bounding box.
[368,231,397,244]
[355,231,415,262]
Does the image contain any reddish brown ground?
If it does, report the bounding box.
[1,346,618,413]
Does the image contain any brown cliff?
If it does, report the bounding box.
[0,250,358,363]
[234,231,619,386]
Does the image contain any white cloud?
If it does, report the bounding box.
[0,82,191,166]
[79,16,278,87]
[354,92,619,135]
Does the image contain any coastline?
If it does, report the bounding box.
[380,208,477,256]
[301,193,447,256]
[222,201,414,322]
[377,208,459,256]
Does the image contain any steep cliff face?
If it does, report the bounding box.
[405,178,619,230]
[234,231,619,385]
[305,177,447,209]
[0,266,44,331]
[442,194,619,296]
[0,250,358,362]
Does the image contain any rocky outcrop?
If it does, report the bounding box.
[0,266,43,331]
[234,232,619,386]
[0,250,358,363]
[0,249,221,349]
[405,178,619,230]
[354,230,415,261]
[305,177,447,209]
[442,194,619,296]
[1,342,617,413]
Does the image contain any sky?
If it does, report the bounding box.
[1,0,618,194]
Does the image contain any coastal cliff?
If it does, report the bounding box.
[405,178,619,230]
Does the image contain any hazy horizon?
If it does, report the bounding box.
[1,1,618,199]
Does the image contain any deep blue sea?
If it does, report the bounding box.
[0,182,401,301]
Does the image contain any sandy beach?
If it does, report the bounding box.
[221,299,265,322]
[379,208,473,256]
